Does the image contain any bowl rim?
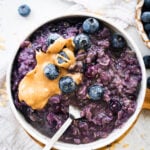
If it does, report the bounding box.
[6,12,147,150]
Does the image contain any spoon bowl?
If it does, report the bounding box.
[43,105,81,150]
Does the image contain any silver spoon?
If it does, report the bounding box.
[43,105,81,150]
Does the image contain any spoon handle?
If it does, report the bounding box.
[43,117,72,150]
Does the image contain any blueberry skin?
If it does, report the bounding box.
[47,33,61,46]
[18,4,31,17]
[57,51,69,64]
[144,0,150,8]
[73,34,91,51]
[143,55,150,68]
[44,64,59,80]
[148,32,150,39]
[88,85,104,100]
[59,76,76,93]
[144,23,150,31]
[147,77,150,89]
[82,18,100,34]
[109,100,122,114]
[111,33,126,50]
[141,12,150,23]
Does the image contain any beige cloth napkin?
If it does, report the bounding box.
[66,0,137,29]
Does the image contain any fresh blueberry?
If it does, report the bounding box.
[57,51,69,64]
[111,33,126,50]
[141,12,150,23]
[47,33,61,46]
[73,34,91,51]
[109,100,122,114]
[148,32,150,39]
[82,18,100,34]
[144,0,150,8]
[59,76,76,93]
[143,55,150,68]
[144,23,150,32]
[18,4,31,17]
[88,85,104,100]
[44,64,59,80]
[147,77,150,89]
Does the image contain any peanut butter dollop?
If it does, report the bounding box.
[18,38,82,110]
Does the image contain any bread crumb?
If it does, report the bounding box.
[122,144,129,148]
[140,134,144,138]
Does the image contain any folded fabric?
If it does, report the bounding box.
[65,0,137,29]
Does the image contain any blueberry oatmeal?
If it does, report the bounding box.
[11,17,142,144]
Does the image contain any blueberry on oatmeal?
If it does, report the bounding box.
[57,51,69,64]
[44,64,59,80]
[59,76,76,93]
[82,18,100,34]
[47,33,61,46]
[73,33,91,51]
[111,33,126,50]
[109,100,122,114]
[88,85,104,100]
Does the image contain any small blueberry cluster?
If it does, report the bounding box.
[141,0,150,38]
[43,18,126,102]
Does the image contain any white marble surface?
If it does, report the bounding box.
[0,0,150,150]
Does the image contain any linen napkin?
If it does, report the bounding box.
[65,0,136,29]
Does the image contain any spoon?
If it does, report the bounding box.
[43,105,81,150]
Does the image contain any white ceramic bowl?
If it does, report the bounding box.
[7,13,146,150]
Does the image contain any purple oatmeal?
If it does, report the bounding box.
[11,17,142,144]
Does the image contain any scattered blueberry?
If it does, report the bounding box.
[59,76,76,93]
[47,33,61,46]
[109,100,122,114]
[73,34,91,51]
[57,51,69,64]
[82,18,100,34]
[148,32,150,39]
[147,77,150,89]
[143,55,150,68]
[141,12,150,23]
[88,85,104,100]
[144,23,150,32]
[44,64,59,80]
[144,0,150,8]
[111,33,126,50]
[18,4,31,17]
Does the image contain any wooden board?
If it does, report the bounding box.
[143,89,150,109]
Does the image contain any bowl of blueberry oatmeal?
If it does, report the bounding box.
[7,13,146,150]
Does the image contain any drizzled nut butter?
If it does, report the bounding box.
[18,37,82,109]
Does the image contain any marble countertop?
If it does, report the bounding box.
[0,0,150,150]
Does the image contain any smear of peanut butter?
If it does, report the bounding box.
[18,38,82,110]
